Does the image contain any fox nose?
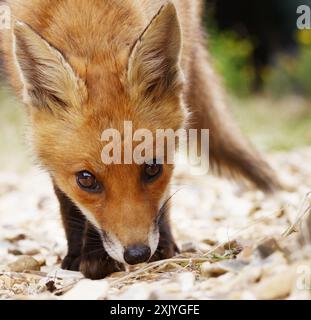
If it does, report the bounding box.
[124,245,151,265]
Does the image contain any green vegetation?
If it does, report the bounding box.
[208,30,255,96]
[264,31,311,97]
[207,28,311,151]
[208,28,311,98]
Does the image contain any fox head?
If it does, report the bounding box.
[12,3,187,264]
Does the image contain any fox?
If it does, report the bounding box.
[0,0,281,279]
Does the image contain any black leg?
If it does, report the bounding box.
[79,222,125,279]
[53,184,85,271]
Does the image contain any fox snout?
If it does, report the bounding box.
[102,224,160,265]
[124,245,151,265]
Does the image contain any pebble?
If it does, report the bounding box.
[62,279,109,300]
[7,256,41,272]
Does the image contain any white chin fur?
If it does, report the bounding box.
[102,233,125,264]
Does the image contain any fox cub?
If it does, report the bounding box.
[1,0,280,279]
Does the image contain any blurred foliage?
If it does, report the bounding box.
[208,29,255,96]
[206,22,311,151]
[205,0,311,98]
[263,31,311,97]
[208,28,311,98]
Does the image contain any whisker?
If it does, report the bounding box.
[157,188,183,221]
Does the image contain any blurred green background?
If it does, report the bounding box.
[0,0,310,172]
[204,0,311,152]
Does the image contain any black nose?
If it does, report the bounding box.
[124,245,151,265]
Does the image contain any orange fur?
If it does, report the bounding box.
[1,0,281,248]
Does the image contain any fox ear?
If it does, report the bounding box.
[13,21,87,110]
[127,2,183,101]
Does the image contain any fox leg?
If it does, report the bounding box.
[150,213,179,262]
[55,185,123,279]
[185,41,281,193]
[53,185,84,271]
[79,222,125,280]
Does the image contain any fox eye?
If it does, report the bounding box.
[143,161,163,183]
[76,171,102,193]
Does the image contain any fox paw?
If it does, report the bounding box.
[150,241,179,262]
[61,254,81,271]
[79,253,125,280]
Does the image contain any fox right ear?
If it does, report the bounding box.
[13,21,87,110]
[127,3,183,102]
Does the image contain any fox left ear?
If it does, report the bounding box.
[127,2,183,102]
[12,21,87,110]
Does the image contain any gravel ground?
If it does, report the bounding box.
[0,148,311,300]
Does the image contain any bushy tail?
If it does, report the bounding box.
[187,41,282,193]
